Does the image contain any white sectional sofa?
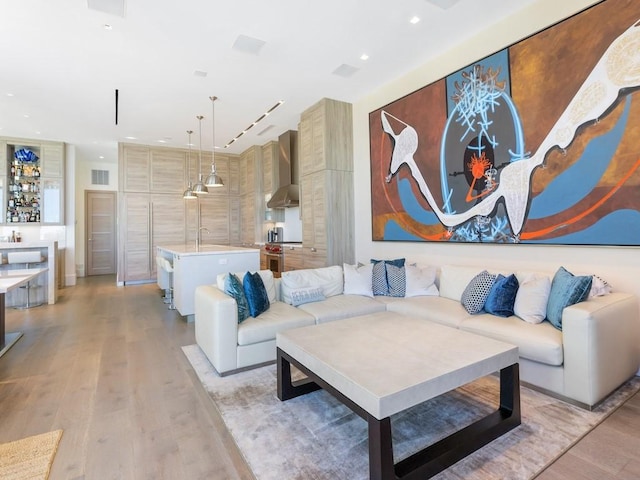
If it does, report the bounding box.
[194,264,640,409]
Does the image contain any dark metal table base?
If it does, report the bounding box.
[277,347,521,480]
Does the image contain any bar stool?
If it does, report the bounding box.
[7,250,45,309]
[156,256,170,303]
[157,257,175,310]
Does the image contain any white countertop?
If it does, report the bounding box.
[0,268,48,293]
[157,244,260,257]
[0,241,57,249]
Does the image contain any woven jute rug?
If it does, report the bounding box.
[183,344,640,480]
[0,430,63,480]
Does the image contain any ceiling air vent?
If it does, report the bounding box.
[91,169,109,186]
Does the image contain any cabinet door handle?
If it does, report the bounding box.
[311,247,316,252]
[149,203,153,272]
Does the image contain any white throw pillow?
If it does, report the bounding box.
[514,275,551,324]
[280,265,344,304]
[589,275,612,298]
[217,270,277,304]
[343,263,374,297]
[405,265,439,297]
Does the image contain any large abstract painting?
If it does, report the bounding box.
[370,0,640,245]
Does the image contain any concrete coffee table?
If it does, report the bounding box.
[276,311,520,480]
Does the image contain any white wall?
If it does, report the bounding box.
[352,0,640,301]
[73,149,119,278]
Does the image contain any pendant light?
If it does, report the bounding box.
[183,130,197,199]
[205,95,224,187]
[192,115,209,195]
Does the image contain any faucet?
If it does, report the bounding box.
[196,226,210,251]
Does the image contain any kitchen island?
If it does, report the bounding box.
[156,244,259,321]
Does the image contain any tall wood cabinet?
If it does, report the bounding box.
[239,146,262,245]
[118,143,244,283]
[118,144,187,283]
[299,98,354,268]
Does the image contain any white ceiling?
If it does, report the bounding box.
[0,0,539,163]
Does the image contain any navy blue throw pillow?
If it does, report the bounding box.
[243,272,270,318]
[485,274,520,317]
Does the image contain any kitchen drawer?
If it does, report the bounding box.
[284,247,304,271]
[302,247,327,269]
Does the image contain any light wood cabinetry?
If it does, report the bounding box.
[150,149,186,194]
[120,192,186,282]
[299,98,354,268]
[122,145,150,192]
[239,146,261,245]
[283,246,304,271]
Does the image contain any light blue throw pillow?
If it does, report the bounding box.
[224,273,250,323]
[243,272,270,318]
[546,267,592,330]
[485,274,519,317]
[290,286,326,306]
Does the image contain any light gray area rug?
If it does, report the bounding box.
[183,344,640,480]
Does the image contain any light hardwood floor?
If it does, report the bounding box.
[0,275,638,479]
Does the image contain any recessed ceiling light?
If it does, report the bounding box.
[360,54,369,61]
[23,114,30,118]
[104,24,113,30]
[99,155,105,159]
[125,136,137,140]
[410,16,421,24]
[158,140,167,143]
[6,93,14,97]
[35,131,41,135]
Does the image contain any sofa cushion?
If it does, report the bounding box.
[386,295,470,328]
[281,266,343,304]
[343,263,374,297]
[439,265,483,302]
[514,274,551,324]
[218,270,277,304]
[461,270,497,314]
[460,315,564,366]
[485,274,519,317]
[224,273,250,322]
[237,302,316,346]
[297,294,386,324]
[405,265,438,297]
[546,267,592,330]
[243,272,270,318]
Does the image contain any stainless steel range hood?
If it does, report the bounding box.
[267,130,299,208]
